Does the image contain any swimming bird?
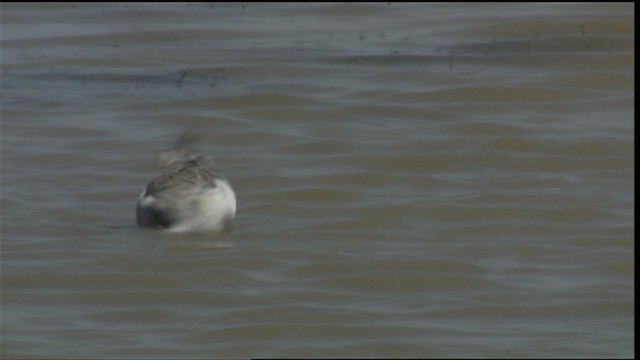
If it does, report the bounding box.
[136,134,236,233]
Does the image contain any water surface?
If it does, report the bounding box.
[0,2,634,358]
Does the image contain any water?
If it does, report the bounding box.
[0,3,634,358]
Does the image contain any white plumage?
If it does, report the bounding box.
[136,134,236,233]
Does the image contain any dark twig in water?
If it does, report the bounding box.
[176,70,189,88]
[523,30,540,51]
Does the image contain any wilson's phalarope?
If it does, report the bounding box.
[136,133,236,233]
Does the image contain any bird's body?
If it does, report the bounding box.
[136,136,235,233]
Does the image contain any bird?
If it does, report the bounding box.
[136,133,236,233]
